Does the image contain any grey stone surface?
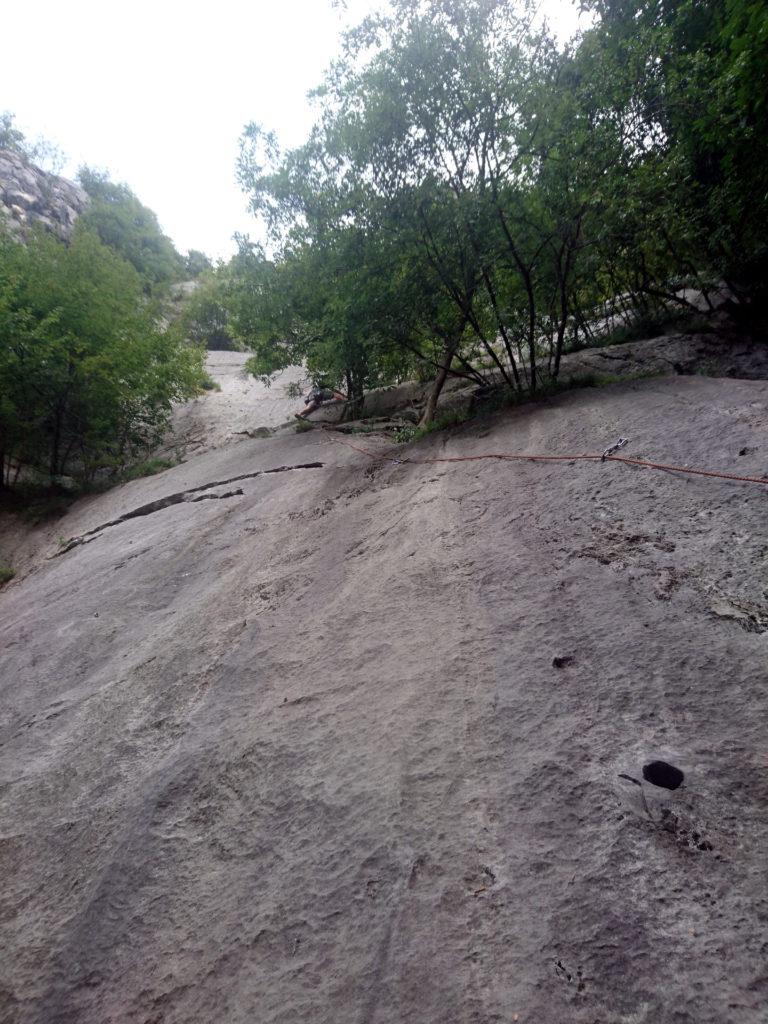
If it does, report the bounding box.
[0,149,89,240]
[1,374,767,1023]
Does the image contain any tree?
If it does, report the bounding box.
[238,1,575,410]
[77,167,184,293]
[181,269,240,351]
[184,249,213,278]
[235,130,392,410]
[0,111,67,172]
[234,0,768,427]
[0,224,204,487]
[577,0,768,309]
[0,112,26,152]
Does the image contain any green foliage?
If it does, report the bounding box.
[537,369,661,392]
[180,271,240,350]
[225,234,396,403]
[234,0,768,420]
[199,371,221,391]
[0,566,15,585]
[118,457,175,482]
[583,312,670,350]
[0,112,66,172]
[0,112,25,152]
[77,167,184,292]
[184,249,212,277]
[394,407,471,444]
[0,224,205,487]
[577,0,768,304]
[1,484,78,525]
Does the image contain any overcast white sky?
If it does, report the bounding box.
[1,0,585,260]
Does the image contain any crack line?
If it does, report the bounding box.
[52,462,324,557]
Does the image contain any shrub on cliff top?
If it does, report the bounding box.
[77,167,184,294]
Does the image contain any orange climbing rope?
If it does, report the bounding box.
[324,432,768,487]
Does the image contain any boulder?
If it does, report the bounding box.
[0,148,89,240]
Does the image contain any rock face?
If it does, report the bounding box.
[1,374,768,1023]
[0,149,89,240]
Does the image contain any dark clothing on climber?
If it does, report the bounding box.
[295,385,346,419]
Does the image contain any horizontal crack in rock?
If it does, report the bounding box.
[191,487,244,503]
[53,462,324,557]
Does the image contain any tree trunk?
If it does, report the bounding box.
[342,368,365,421]
[524,269,537,394]
[50,413,62,479]
[552,261,569,379]
[419,344,454,427]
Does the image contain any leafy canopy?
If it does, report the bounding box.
[78,167,185,293]
[227,0,768,419]
[0,224,204,485]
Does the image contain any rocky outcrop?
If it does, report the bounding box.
[0,148,89,240]
[1,375,768,1023]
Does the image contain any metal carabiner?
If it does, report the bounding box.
[602,437,629,461]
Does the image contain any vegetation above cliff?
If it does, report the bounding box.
[77,167,185,295]
[0,116,211,492]
[210,0,768,419]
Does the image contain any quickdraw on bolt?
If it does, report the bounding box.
[602,437,629,462]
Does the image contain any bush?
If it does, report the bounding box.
[180,271,240,350]
[199,372,221,392]
[118,458,175,483]
[77,167,184,293]
[0,566,15,585]
[394,406,470,443]
[0,225,205,488]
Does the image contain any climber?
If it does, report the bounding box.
[295,384,346,420]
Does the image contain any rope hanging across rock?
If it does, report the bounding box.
[325,432,768,488]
